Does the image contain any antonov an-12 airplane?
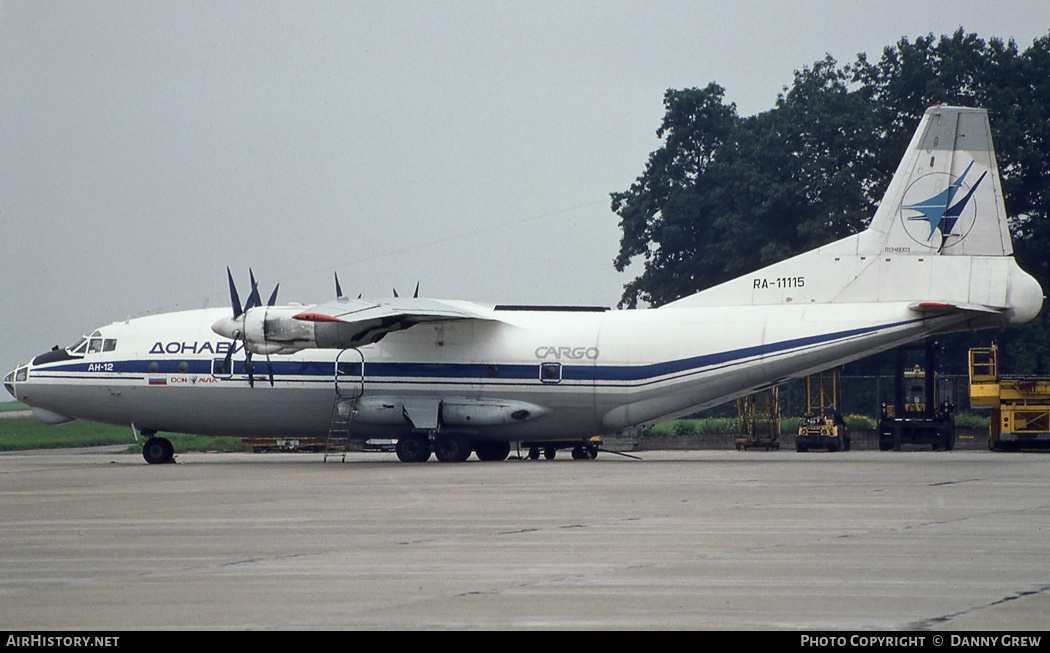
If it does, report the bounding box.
[6,106,1044,464]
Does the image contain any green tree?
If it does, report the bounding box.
[610,83,739,308]
[612,59,882,308]
[613,29,1050,371]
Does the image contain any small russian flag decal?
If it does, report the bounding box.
[148,377,167,386]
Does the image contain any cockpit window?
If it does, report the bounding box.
[67,331,116,356]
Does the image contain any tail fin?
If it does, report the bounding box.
[666,105,1041,324]
[861,105,1011,257]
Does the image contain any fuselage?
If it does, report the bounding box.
[8,301,965,442]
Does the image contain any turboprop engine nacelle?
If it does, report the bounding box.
[211,306,317,355]
[212,303,405,355]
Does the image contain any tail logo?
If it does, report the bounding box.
[899,160,986,251]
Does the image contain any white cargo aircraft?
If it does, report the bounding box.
[6,105,1043,464]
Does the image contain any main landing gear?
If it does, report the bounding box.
[395,433,431,463]
[473,440,512,462]
[393,434,513,463]
[142,436,175,464]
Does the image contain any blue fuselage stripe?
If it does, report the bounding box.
[30,319,920,385]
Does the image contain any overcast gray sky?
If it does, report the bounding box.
[2,1,1048,377]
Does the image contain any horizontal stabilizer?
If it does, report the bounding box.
[907,301,1004,315]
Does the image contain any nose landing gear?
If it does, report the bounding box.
[142,436,175,464]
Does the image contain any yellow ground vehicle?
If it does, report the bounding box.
[795,368,849,452]
[878,343,955,451]
[969,344,1050,451]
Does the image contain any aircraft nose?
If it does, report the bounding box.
[5,366,19,399]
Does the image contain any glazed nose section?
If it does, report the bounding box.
[6,362,30,399]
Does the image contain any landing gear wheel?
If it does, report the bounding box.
[528,447,540,460]
[796,443,808,453]
[543,446,556,460]
[143,437,174,465]
[396,434,431,463]
[474,440,511,462]
[434,433,472,462]
[586,445,598,459]
[572,446,584,459]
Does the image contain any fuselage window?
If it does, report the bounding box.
[88,338,103,354]
[540,362,562,383]
[212,359,231,377]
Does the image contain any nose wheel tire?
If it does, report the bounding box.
[143,437,175,464]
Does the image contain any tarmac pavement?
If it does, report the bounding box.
[1,448,1047,630]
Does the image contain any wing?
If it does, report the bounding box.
[289,297,500,348]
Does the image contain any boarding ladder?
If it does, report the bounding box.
[324,348,365,462]
[323,397,357,462]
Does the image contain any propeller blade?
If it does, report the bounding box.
[334,272,344,299]
[219,269,265,388]
[393,288,399,298]
[244,269,262,311]
[244,351,255,388]
[267,283,280,307]
[227,268,243,319]
[266,355,275,387]
[221,330,239,375]
[413,281,419,299]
